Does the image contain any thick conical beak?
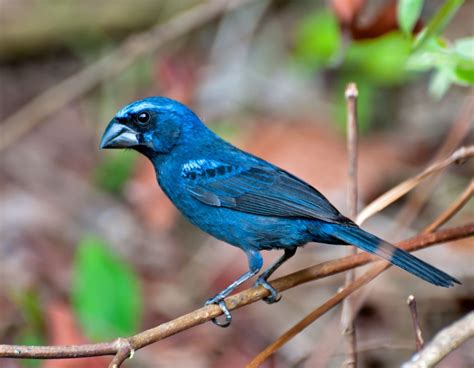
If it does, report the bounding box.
[100,119,139,149]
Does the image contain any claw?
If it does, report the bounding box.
[255,278,281,304]
[205,298,232,327]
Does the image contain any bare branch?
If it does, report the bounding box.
[402,311,474,368]
[346,82,359,220]
[1,224,472,365]
[394,92,474,231]
[247,262,390,368]
[341,82,359,367]
[0,0,256,152]
[407,295,424,352]
[246,222,472,367]
[423,179,473,234]
[108,338,134,368]
[356,145,474,225]
[301,179,474,365]
[0,342,118,359]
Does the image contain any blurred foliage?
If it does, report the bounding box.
[0,0,165,59]
[294,9,341,69]
[293,10,411,133]
[408,36,474,98]
[345,32,412,84]
[403,0,472,98]
[95,53,154,116]
[411,0,463,50]
[397,0,424,35]
[209,120,241,141]
[293,9,412,83]
[72,235,142,341]
[293,0,472,130]
[14,291,45,367]
[92,53,153,196]
[94,151,137,195]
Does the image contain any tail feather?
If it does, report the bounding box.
[331,224,460,287]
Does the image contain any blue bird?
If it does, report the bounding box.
[100,97,460,327]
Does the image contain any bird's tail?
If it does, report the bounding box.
[329,224,460,287]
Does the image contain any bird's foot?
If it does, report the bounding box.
[205,296,232,328]
[255,277,281,304]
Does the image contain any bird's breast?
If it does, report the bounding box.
[153,157,312,250]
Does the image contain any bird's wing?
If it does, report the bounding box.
[182,159,349,223]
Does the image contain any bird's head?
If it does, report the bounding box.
[100,97,205,155]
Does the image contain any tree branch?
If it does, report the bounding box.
[341,82,359,367]
[356,145,474,225]
[0,0,256,152]
[402,311,474,368]
[423,179,473,234]
[246,223,472,367]
[393,92,474,232]
[1,224,472,366]
[247,261,392,368]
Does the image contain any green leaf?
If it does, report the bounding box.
[429,68,452,98]
[16,290,44,332]
[397,0,424,35]
[293,9,341,69]
[454,64,474,84]
[94,150,136,195]
[345,32,412,84]
[72,235,142,341]
[413,0,464,51]
[407,35,474,92]
[405,37,449,71]
[455,37,474,60]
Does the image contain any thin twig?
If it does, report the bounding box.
[109,338,134,368]
[302,173,473,365]
[298,169,473,367]
[247,262,390,368]
[1,224,472,365]
[407,295,424,352]
[0,0,255,152]
[346,83,359,220]
[393,92,474,232]
[341,82,359,368]
[422,179,473,234]
[246,221,472,367]
[356,145,474,225]
[336,94,472,364]
[304,175,474,366]
[402,311,474,368]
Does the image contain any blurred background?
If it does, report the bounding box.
[0,0,473,367]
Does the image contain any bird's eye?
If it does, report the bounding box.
[137,112,150,124]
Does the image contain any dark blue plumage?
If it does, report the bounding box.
[100,97,460,326]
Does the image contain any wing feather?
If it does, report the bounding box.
[183,161,349,223]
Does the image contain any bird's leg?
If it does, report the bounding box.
[205,250,262,327]
[205,270,257,327]
[255,248,297,304]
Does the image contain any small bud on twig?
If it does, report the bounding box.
[407,294,424,352]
